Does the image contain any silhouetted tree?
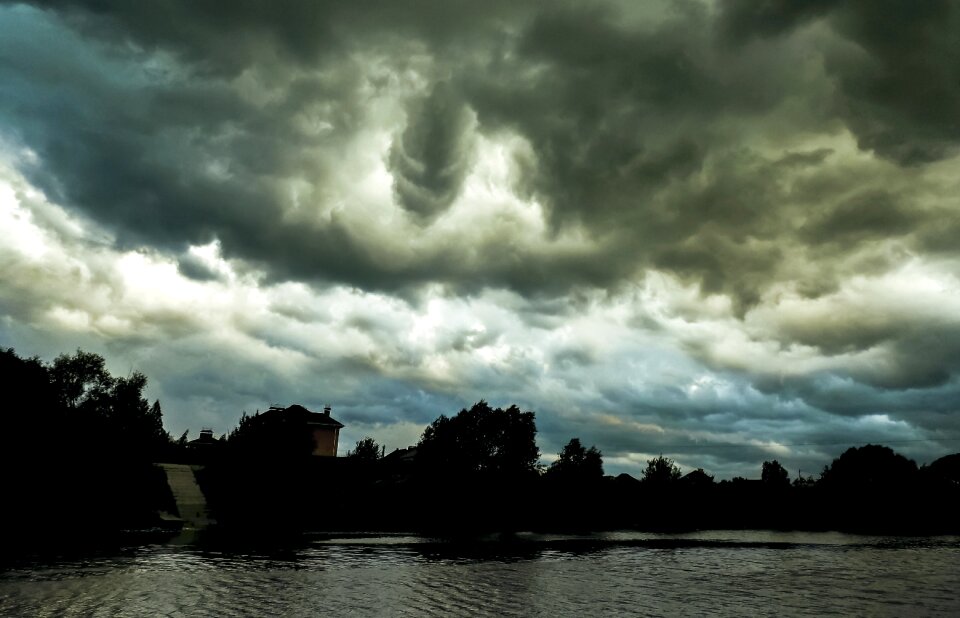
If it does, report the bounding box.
[820,444,917,488]
[349,436,382,461]
[226,408,315,458]
[1,348,56,459]
[42,349,170,458]
[642,455,681,486]
[229,411,253,441]
[417,401,541,479]
[924,453,960,484]
[761,460,790,488]
[1,346,177,537]
[149,400,168,441]
[110,371,168,451]
[548,438,604,480]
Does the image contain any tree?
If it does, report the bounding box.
[226,408,315,458]
[349,436,382,461]
[109,372,166,446]
[924,453,960,485]
[820,444,917,488]
[548,438,604,480]
[1,348,56,460]
[0,346,179,534]
[149,400,172,444]
[417,401,541,478]
[49,349,114,413]
[762,460,790,488]
[642,455,681,486]
[45,349,170,458]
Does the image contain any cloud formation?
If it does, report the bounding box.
[2,1,959,477]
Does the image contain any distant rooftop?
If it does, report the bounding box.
[188,427,219,446]
[263,403,344,428]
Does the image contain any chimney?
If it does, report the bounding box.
[323,405,331,417]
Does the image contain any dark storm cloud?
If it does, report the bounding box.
[3,0,960,476]
[176,253,223,282]
[7,0,958,306]
[828,1,960,165]
[720,0,960,165]
[0,2,615,296]
[24,0,524,75]
[716,0,838,42]
[800,191,914,246]
[0,0,797,301]
[389,82,475,222]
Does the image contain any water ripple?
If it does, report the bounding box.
[2,532,959,616]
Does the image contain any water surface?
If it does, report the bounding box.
[2,531,958,616]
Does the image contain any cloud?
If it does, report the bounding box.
[1,1,960,477]
[389,82,477,222]
[719,0,960,164]
[6,0,956,309]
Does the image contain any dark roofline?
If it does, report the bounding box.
[263,403,344,429]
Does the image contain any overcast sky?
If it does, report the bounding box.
[2,0,959,478]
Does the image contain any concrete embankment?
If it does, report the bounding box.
[157,463,215,528]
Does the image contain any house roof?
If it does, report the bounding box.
[384,446,418,462]
[263,404,344,429]
[187,427,220,446]
[680,468,715,485]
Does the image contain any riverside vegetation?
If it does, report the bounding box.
[2,347,959,547]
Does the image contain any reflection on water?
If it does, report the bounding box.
[2,531,959,617]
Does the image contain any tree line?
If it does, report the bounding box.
[344,401,958,494]
[3,345,958,539]
[1,347,176,543]
[1,347,171,460]
[209,399,960,534]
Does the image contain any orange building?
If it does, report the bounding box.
[262,404,344,456]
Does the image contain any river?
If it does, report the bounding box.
[2,530,958,616]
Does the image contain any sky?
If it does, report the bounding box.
[2,0,960,479]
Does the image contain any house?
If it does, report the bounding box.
[680,468,715,488]
[185,427,223,464]
[187,427,221,450]
[261,404,344,457]
[383,446,418,468]
[381,446,418,481]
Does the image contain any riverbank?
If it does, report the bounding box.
[4,452,957,562]
[182,455,960,536]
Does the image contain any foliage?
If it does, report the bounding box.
[49,349,114,412]
[149,400,167,441]
[1,346,176,534]
[642,455,681,486]
[820,444,918,488]
[1,348,56,448]
[43,350,171,453]
[0,347,172,460]
[761,460,790,488]
[349,436,382,461]
[924,453,960,484]
[417,400,541,479]
[548,438,604,480]
[226,408,316,458]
